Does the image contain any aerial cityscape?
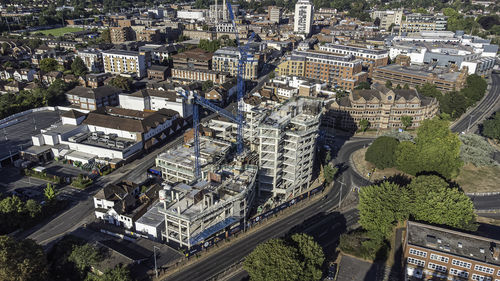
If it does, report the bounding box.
[0,0,499,280]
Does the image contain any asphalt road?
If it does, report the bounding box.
[451,73,500,133]
[161,138,371,281]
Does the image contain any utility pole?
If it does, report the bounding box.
[153,245,161,279]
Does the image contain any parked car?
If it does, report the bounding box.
[326,263,337,280]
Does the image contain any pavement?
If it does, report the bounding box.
[0,110,62,162]
[451,73,500,134]
[336,255,378,281]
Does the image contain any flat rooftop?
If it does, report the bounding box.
[157,137,231,168]
[135,201,165,228]
[377,64,463,82]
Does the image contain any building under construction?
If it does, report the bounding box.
[158,164,257,249]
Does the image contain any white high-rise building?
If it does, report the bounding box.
[294,0,314,36]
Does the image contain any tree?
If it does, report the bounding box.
[408,175,477,231]
[44,183,57,202]
[99,265,133,281]
[401,116,412,129]
[365,136,399,169]
[459,134,498,166]
[354,81,370,90]
[24,199,42,218]
[323,164,338,184]
[0,236,48,281]
[269,71,276,79]
[359,119,370,132]
[244,238,303,281]
[68,244,102,272]
[478,15,500,30]
[108,76,132,91]
[358,182,410,237]
[71,57,88,77]
[290,233,325,281]
[385,80,392,89]
[417,83,442,99]
[99,29,111,43]
[395,141,421,176]
[39,58,59,73]
[482,110,500,140]
[374,17,381,26]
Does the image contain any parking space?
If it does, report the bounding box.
[0,110,62,162]
[43,161,94,179]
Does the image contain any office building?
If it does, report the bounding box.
[212,47,261,80]
[328,83,439,130]
[77,49,103,72]
[370,10,403,30]
[276,50,367,91]
[102,50,147,78]
[404,221,500,281]
[294,0,314,35]
[318,43,389,76]
[400,14,448,34]
[257,98,322,199]
[372,64,468,92]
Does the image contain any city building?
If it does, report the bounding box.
[404,221,500,281]
[257,98,322,199]
[370,9,403,30]
[176,9,206,21]
[372,64,468,92]
[276,50,367,91]
[171,68,230,84]
[294,0,314,36]
[139,44,183,64]
[328,83,439,130]
[119,88,194,118]
[158,164,257,248]
[94,182,140,229]
[102,50,147,78]
[147,65,169,80]
[172,48,213,71]
[136,28,161,43]
[212,47,261,80]
[65,85,122,110]
[318,43,389,76]
[154,136,232,184]
[80,73,112,88]
[400,14,448,34]
[268,6,282,24]
[77,49,103,73]
[110,27,134,43]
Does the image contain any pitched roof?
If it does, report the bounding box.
[67,85,122,99]
[61,109,87,119]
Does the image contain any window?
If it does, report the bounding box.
[475,265,495,275]
[472,274,492,281]
[450,268,469,278]
[452,259,471,269]
[407,257,425,267]
[428,262,447,273]
[430,253,449,263]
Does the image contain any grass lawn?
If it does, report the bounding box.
[456,164,500,193]
[351,148,409,182]
[38,27,84,36]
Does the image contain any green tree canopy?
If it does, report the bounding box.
[358,182,410,237]
[482,110,500,140]
[401,116,412,129]
[408,175,477,231]
[365,136,399,169]
[359,119,370,132]
[108,76,133,92]
[323,164,338,184]
[71,57,88,77]
[290,233,325,281]
[44,183,57,202]
[40,58,59,73]
[0,236,48,281]
[68,244,102,273]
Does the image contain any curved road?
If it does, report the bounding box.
[161,138,372,281]
[452,73,500,133]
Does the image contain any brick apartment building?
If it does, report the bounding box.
[171,48,213,70]
[276,50,368,91]
[66,85,121,110]
[373,64,468,92]
[171,68,229,84]
[110,27,134,43]
[404,221,500,281]
[147,65,169,80]
[328,83,439,130]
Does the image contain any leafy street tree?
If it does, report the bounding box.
[244,234,324,281]
[355,81,371,90]
[108,76,133,91]
[40,58,59,73]
[25,199,42,218]
[365,136,399,169]
[68,244,102,273]
[71,57,88,77]
[401,116,412,129]
[358,182,410,238]
[359,119,370,132]
[385,80,392,89]
[374,17,381,26]
[482,110,500,140]
[417,83,442,99]
[323,164,338,184]
[0,236,48,281]
[99,29,111,43]
[244,238,302,281]
[408,175,477,231]
[97,265,133,281]
[44,183,57,201]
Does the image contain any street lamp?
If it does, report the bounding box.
[153,245,161,279]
